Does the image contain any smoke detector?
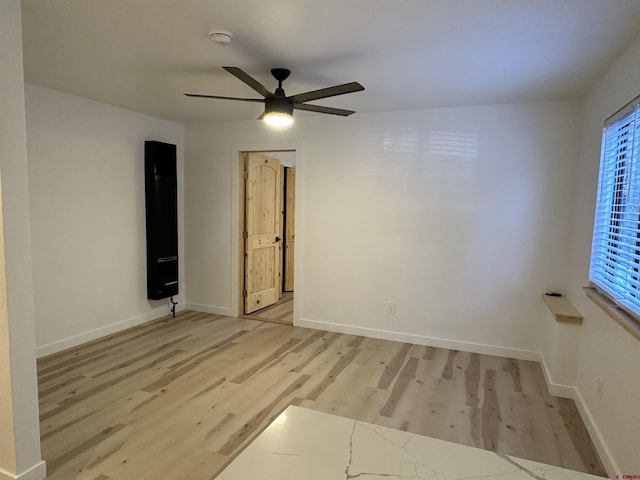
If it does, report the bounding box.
[209,30,233,46]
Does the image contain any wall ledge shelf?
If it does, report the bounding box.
[542,294,583,324]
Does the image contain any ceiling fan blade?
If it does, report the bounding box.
[288,82,364,103]
[223,66,273,98]
[293,103,355,116]
[184,93,264,103]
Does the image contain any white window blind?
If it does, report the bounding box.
[590,94,640,315]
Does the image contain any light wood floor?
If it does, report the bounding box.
[37,311,606,480]
[243,291,293,325]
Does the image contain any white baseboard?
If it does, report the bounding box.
[296,318,541,362]
[0,460,46,480]
[573,388,619,478]
[537,353,576,399]
[36,305,185,358]
[185,303,233,316]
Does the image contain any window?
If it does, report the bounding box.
[590,94,640,316]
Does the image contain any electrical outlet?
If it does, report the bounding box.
[387,301,397,315]
[596,376,604,399]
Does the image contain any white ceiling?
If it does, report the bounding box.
[21,0,640,125]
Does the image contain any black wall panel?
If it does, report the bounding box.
[145,141,179,300]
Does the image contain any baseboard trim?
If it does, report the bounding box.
[296,318,540,362]
[573,388,619,478]
[185,303,233,316]
[0,460,46,480]
[537,354,576,399]
[36,305,185,358]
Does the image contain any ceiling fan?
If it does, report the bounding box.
[185,66,365,127]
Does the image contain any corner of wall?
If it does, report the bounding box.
[539,307,581,394]
[537,351,576,399]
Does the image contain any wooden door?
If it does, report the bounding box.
[244,153,282,314]
[284,167,295,292]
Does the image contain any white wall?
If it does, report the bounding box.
[184,125,285,315]
[25,85,185,356]
[185,100,580,358]
[539,309,581,396]
[567,30,640,475]
[0,2,45,479]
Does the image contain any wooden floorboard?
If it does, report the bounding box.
[37,310,606,480]
[242,292,293,325]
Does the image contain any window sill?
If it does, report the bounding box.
[542,294,583,324]
[583,286,640,342]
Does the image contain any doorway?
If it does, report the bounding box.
[237,150,295,325]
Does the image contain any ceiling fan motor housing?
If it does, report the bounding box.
[265,96,293,115]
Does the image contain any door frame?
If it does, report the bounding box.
[230,142,303,323]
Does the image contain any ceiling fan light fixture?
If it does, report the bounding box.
[263,111,294,127]
[263,96,294,127]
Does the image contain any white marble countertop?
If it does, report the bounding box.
[215,405,606,480]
